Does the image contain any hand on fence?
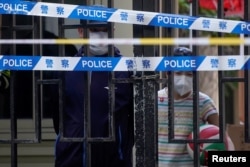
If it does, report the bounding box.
[0,70,10,92]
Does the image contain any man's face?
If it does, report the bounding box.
[88,26,109,55]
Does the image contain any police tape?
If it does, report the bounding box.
[0,55,249,72]
[0,1,250,35]
[0,37,250,45]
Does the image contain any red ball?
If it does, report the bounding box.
[186,124,234,165]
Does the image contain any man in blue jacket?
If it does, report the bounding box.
[54,20,134,167]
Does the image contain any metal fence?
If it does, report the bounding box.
[0,0,250,167]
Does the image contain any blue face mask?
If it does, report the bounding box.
[89,32,108,55]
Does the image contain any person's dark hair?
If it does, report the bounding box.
[173,47,193,56]
[88,20,108,27]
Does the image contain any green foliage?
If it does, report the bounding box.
[178,0,239,37]
[178,0,190,14]
[179,0,216,17]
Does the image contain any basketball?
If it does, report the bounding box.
[186,124,235,165]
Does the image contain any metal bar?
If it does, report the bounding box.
[134,81,144,167]
[36,79,62,142]
[191,1,200,167]
[107,0,116,144]
[133,0,159,166]
[154,79,159,167]
[33,14,42,142]
[85,17,92,167]
[10,15,18,167]
[217,0,226,147]
[192,71,200,167]
[244,0,250,143]
[35,77,42,142]
[163,1,175,160]
[0,7,42,147]
[168,71,175,141]
[34,9,42,144]
[84,1,94,166]
[10,71,17,167]
[59,76,65,141]
[50,68,133,145]
[0,140,39,144]
[221,77,245,82]
[9,26,35,31]
[133,0,146,166]
[0,76,45,145]
[166,138,224,143]
[144,79,156,167]
[57,137,116,142]
[245,68,250,142]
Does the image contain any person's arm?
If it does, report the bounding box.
[206,111,235,155]
[207,113,219,126]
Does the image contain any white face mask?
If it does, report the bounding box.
[89,32,108,55]
[174,75,193,96]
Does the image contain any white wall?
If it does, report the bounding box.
[113,0,133,57]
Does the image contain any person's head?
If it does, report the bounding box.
[78,21,109,55]
[172,47,193,98]
[173,46,193,56]
[78,4,111,56]
[87,20,109,55]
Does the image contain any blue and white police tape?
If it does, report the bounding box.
[0,55,249,72]
[0,1,250,35]
[0,37,250,45]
